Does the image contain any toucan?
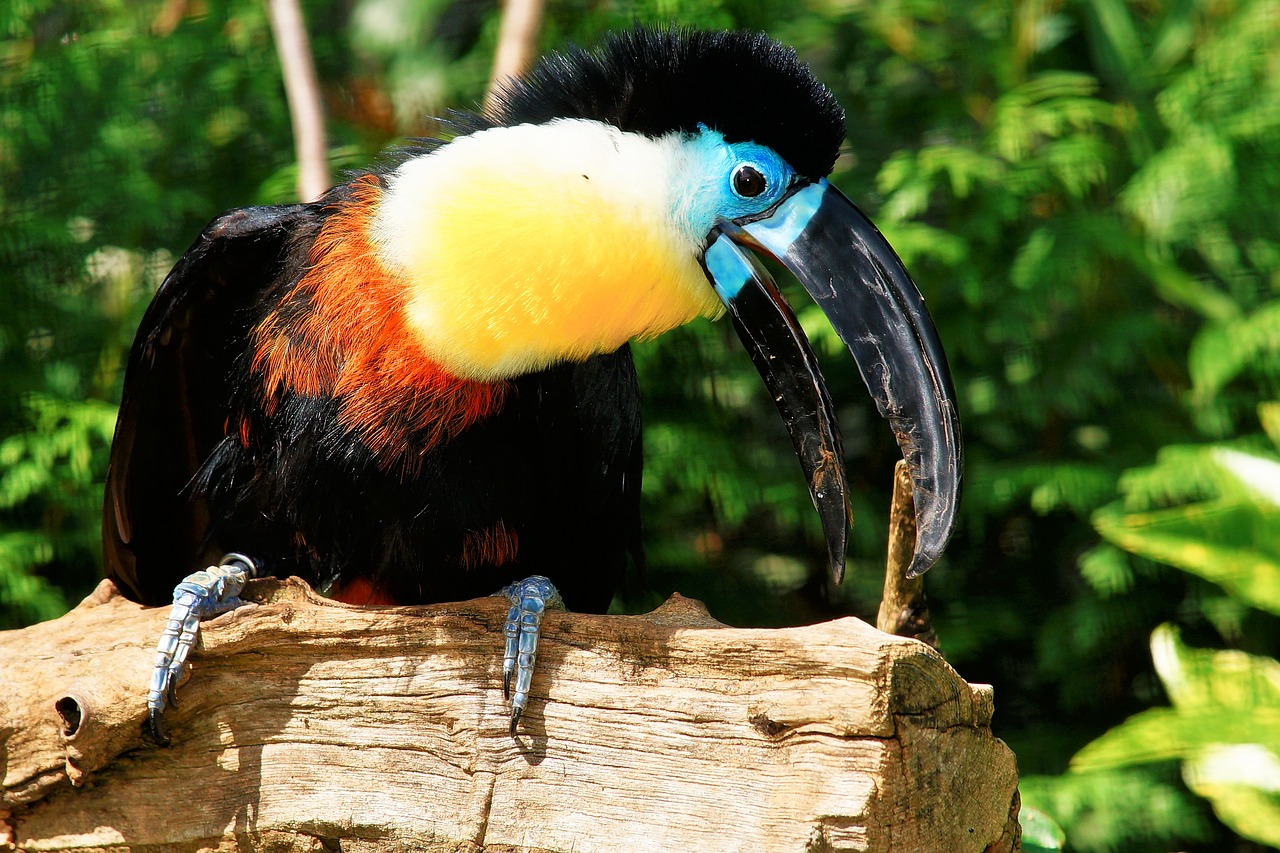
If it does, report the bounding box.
[103,27,962,744]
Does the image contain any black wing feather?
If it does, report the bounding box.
[103,203,314,605]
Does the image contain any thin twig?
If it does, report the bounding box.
[483,0,546,112]
[267,0,330,202]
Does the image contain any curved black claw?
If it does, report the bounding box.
[497,575,565,735]
[147,707,171,747]
[146,553,259,745]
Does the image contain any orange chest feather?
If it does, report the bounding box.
[250,176,508,466]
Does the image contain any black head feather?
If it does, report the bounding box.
[486,27,846,180]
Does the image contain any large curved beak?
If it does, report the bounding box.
[701,178,963,581]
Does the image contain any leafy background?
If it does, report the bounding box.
[2,0,1278,849]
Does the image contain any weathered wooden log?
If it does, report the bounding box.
[1,577,1020,852]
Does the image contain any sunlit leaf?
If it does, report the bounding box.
[1019,805,1066,852]
[1189,301,1280,405]
[1076,625,1280,846]
[1097,445,1280,613]
[1119,128,1235,243]
[1095,499,1280,614]
[1185,751,1280,848]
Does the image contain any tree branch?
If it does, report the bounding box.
[267,0,329,201]
[484,0,546,111]
[878,460,939,649]
[2,578,1020,852]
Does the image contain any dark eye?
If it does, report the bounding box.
[733,164,766,198]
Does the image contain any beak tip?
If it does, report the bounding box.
[826,524,848,585]
[904,556,932,580]
[905,526,952,578]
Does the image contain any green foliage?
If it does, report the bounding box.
[1019,765,1212,853]
[1059,32,1280,824]
[0,0,358,624]
[1190,302,1280,435]
[1096,445,1280,617]
[0,394,117,626]
[1019,806,1067,853]
[1072,625,1280,847]
[2,0,1279,849]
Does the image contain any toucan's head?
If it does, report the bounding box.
[374,27,962,579]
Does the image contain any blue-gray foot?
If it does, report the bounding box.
[497,575,565,735]
[146,553,261,745]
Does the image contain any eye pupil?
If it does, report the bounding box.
[733,165,766,198]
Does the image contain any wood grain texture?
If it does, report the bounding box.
[1,578,1020,852]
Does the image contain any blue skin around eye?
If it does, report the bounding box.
[673,129,796,238]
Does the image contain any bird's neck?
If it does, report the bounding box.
[251,175,508,469]
[371,120,725,382]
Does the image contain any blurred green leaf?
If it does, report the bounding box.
[1189,301,1280,406]
[1185,749,1280,848]
[1019,805,1066,852]
[1095,446,1280,614]
[1082,0,1145,85]
[1019,766,1212,853]
[1074,625,1280,847]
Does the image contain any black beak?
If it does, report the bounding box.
[702,178,962,581]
